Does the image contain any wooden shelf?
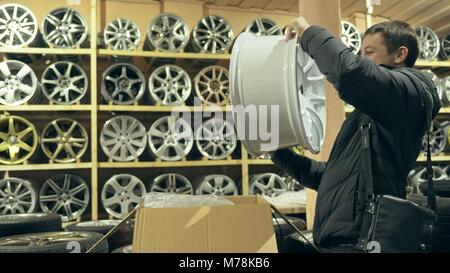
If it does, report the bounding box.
[417,155,450,162]
[98,49,231,60]
[276,205,307,214]
[415,60,450,68]
[0,105,92,112]
[345,107,450,114]
[99,159,242,168]
[98,105,231,112]
[0,47,92,55]
[0,162,92,171]
[247,159,273,165]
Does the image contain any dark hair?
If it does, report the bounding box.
[363,21,419,67]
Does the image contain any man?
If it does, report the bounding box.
[272,18,441,251]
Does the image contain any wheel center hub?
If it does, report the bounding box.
[8,135,18,145]
[210,80,220,92]
[7,196,16,204]
[7,20,19,32]
[5,76,20,90]
[118,78,130,89]
[59,77,71,88]
[61,193,69,201]
[58,22,69,33]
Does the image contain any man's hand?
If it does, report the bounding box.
[285,16,311,41]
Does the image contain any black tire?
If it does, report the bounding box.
[0,231,108,253]
[0,213,62,238]
[407,194,450,216]
[282,231,316,253]
[65,219,134,251]
[111,245,132,253]
[273,216,306,253]
[420,180,450,198]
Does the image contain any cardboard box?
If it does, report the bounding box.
[132,195,278,253]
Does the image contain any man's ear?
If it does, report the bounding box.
[394,46,409,66]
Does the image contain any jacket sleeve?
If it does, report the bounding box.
[271,149,326,191]
[299,26,422,126]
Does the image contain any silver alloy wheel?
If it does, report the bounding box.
[422,70,443,100]
[249,173,287,197]
[414,166,447,193]
[147,116,193,161]
[192,15,234,53]
[281,174,304,192]
[441,34,450,60]
[100,115,147,162]
[195,174,238,196]
[422,121,446,156]
[0,4,38,48]
[340,21,361,54]
[443,76,450,105]
[102,63,146,105]
[0,60,38,106]
[41,118,88,163]
[195,118,237,160]
[148,64,191,106]
[146,13,189,52]
[102,174,146,219]
[416,26,440,61]
[245,17,282,36]
[104,18,140,50]
[39,174,89,222]
[41,61,88,105]
[150,173,193,194]
[42,7,87,48]
[194,65,229,106]
[0,177,37,215]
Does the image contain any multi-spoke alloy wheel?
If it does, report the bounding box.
[0,4,38,48]
[422,69,443,100]
[102,174,146,219]
[0,60,39,106]
[194,65,229,105]
[104,18,140,50]
[191,15,234,53]
[41,118,88,163]
[147,116,193,161]
[245,18,282,36]
[195,118,237,160]
[194,174,238,196]
[150,173,193,194]
[416,26,440,61]
[102,63,146,105]
[249,173,287,197]
[340,21,361,54]
[443,76,450,105]
[41,61,88,105]
[39,174,89,222]
[440,34,450,60]
[42,8,87,48]
[100,115,147,162]
[422,121,446,156]
[148,64,191,106]
[0,177,37,214]
[145,13,189,52]
[0,115,38,165]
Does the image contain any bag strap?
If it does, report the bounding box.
[398,69,437,211]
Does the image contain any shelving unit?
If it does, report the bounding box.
[0,0,308,221]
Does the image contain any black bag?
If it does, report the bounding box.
[356,71,437,253]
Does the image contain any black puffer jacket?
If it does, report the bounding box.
[272,26,441,247]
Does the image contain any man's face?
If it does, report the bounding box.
[361,32,397,67]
